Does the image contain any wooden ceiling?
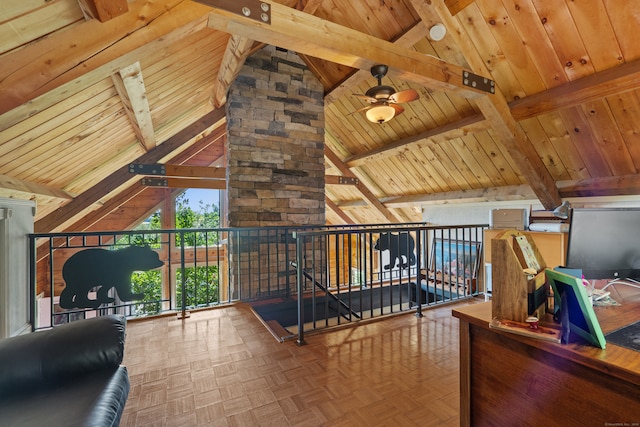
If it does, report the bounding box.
[2,0,640,232]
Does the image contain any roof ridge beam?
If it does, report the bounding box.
[198,0,490,98]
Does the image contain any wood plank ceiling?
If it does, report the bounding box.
[2,0,640,232]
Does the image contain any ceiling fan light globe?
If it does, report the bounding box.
[366,104,396,124]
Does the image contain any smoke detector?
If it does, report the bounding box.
[429,23,447,41]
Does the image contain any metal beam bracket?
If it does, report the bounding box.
[338,176,359,185]
[141,178,168,187]
[462,71,495,94]
[195,0,271,24]
[129,163,166,175]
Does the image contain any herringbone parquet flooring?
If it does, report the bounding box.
[120,298,482,426]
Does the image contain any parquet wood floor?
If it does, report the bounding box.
[120,298,483,426]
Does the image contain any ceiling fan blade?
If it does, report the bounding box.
[390,103,405,116]
[389,89,419,104]
[353,94,378,104]
[348,105,373,116]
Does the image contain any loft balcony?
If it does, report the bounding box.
[30,223,488,342]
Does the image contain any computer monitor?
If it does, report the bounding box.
[565,208,640,280]
[545,269,606,349]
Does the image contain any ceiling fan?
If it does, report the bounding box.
[352,64,420,124]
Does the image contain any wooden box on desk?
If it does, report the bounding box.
[491,229,548,322]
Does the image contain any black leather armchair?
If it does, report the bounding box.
[0,314,130,427]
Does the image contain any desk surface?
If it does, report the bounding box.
[453,282,640,385]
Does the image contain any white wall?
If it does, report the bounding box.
[421,196,640,226]
[422,200,542,227]
[0,198,35,337]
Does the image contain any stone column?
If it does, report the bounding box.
[225,45,325,299]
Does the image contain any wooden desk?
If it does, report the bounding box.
[453,285,640,427]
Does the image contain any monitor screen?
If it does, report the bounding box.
[566,208,640,280]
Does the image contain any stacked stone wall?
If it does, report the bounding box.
[226,45,325,299]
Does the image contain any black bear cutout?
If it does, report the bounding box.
[59,246,164,309]
[374,232,417,270]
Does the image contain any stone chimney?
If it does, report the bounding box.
[225,45,325,299]
[226,45,325,228]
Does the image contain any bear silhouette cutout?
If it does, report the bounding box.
[59,245,164,309]
[374,232,417,270]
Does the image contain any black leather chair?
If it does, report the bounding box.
[0,314,130,427]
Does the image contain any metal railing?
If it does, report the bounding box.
[29,223,488,337]
[30,226,307,329]
[293,224,487,344]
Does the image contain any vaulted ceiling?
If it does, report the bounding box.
[2,0,640,232]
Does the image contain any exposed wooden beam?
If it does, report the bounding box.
[345,56,640,167]
[0,0,211,121]
[35,108,226,233]
[345,113,485,167]
[63,126,227,233]
[324,22,429,105]
[297,0,324,13]
[76,186,173,234]
[411,0,562,210]
[338,173,640,209]
[444,0,475,16]
[0,173,74,200]
[111,62,156,151]
[509,58,640,121]
[129,164,226,179]
[556,175,640,198]
[212,0,325,108]
[325,197,355,224]
[475,94,562,208]
[141,177,226,190]
[199,0,489,99]
[77,0,129,22]
[324,145,403,223]
[325,175,359,185]
[380,185,537,208]
[166,164,226,179]
[213,35,257,108]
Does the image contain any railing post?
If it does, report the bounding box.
[49,237,57,327]
[28,235,36,331]
[178,231,189,319]
[294,231,306,346]
[415,228,423,317]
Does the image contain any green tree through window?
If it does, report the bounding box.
[126,191,222,314]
